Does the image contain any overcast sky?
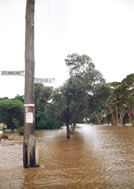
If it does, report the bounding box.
[0,0,134,98]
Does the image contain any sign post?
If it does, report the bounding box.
[23,0,36,168]
[0,0,55,168]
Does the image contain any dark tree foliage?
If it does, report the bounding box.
[14,95,24,103]
[65,53,95,76]
[34,83,63,129]
[64,53,106,126]
[0,99,24,130]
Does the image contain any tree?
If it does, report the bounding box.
[64,53,105,134]
[104,77,134,126]
[65,53,94,77]
[14,95,24,103]
[106,82,121,126]
[88,84,111,124]
[112,84,127,126]
[34,84,63,130]
[0,99,24,130]
[50,88,65,123]
[120,73,134,126]
[35,83,53,124]
[61,76,89,138]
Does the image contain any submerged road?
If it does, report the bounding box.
[0,124,134,189]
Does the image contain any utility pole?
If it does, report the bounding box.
[23,0,37,168]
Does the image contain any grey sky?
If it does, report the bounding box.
[0,0,134,97]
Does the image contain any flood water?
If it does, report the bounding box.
[0,124,134,189]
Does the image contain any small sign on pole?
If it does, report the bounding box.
[26,112,34,123]
[24,104,35,124]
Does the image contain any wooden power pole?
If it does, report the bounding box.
[23,0,37,168]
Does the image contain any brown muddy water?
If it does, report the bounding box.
[0,124,134,189]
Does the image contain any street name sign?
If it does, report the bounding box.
[1,71,55,84]
[1,70,24,76]
[34,78,55,83]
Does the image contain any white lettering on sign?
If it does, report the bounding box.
[26,112,33,123]
[34,78,55,83]
[1,71,24,76]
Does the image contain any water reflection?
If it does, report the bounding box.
[0,125,134,188]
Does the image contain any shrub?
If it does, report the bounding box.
[18,126,24,135]
[36,119,63,130]
[0,99,24,130]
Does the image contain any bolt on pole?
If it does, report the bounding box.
[23,0,37,168]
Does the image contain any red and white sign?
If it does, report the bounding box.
[24,104,35,109]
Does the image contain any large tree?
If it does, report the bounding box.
[103,74,134,126]
[61,76,89,138]
[64,53,105,134]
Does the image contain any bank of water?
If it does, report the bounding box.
[0,125,134,189]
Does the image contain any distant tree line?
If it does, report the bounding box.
[0,53,134,132]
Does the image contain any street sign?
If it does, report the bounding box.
[1,70,24,76]
[1,70,55,84]
[34,78,55,83]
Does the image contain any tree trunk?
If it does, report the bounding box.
[94,112,100,125]
[23,0,37,168]
[119,108,126,126]
[94,112,103,125]
[72,122,76,131]
[108,106,116,126]
[115,106,119,126]
[70,122,76,134]
[128,105,134,126]
[66,107,70,139]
